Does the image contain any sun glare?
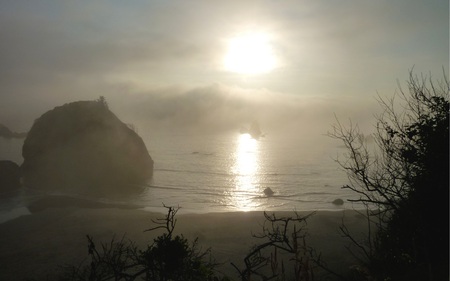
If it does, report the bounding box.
[224,32,276,75]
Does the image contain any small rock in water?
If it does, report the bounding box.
[264,187,274,196]
[332,198,344,205]
[0,160,21,192]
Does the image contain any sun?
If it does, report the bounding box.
[224,32,277,75]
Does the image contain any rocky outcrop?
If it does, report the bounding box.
[263,187,274,196]
[0,124,27,139]
[332,198,344,206]
[21,100,153,196]
[0,160,21,193]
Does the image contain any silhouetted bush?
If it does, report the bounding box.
[57,205,224,281]
[50,207,331,281]
[329,70,449,281]
[232,211,319,281]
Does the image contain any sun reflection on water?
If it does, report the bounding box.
[230,133,260,211]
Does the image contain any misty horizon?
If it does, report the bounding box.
[0,1,447,136]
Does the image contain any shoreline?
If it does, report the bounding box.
[2,193,359,215]
[0,203,369,280]
[0,192,360,225]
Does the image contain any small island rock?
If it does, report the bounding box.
[332,198,344,206]
[0,160,21,193]
[264,187,275,196]
[21,100,153,195]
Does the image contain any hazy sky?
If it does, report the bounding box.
[0,0,448,134]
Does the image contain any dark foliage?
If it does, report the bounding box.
[232,211,332,281]
[57,205,223,281]
[329,70,449,280]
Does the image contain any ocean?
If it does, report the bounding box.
[0,131,360,221]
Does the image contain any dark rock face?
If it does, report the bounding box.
[0,160,21,192]
[21,100,153,195]
[332,198,344,206]
[263,187,274,196]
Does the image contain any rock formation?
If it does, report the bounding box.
[0,124,27,139]
[0,160,21,193]
[21,100,153,196]
[263,187,274,196]
[332,198,344,206]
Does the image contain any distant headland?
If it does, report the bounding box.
[0,124,27,139]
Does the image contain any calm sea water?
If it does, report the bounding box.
[0,131,360,221]
[139,131,358,213]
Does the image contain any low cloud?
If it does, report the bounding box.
[106,83,379,137]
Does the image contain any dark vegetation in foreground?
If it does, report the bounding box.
[57,206,223,281]
[30,70,448,281]
[39,205,325,281]
[329,70,449,281]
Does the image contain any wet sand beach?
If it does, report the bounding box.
[0,200,368,280]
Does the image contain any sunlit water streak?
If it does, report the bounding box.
[229,133,260,211]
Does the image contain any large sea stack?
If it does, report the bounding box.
[21,99,153,196]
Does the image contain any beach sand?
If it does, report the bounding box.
[0,199,369,280]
